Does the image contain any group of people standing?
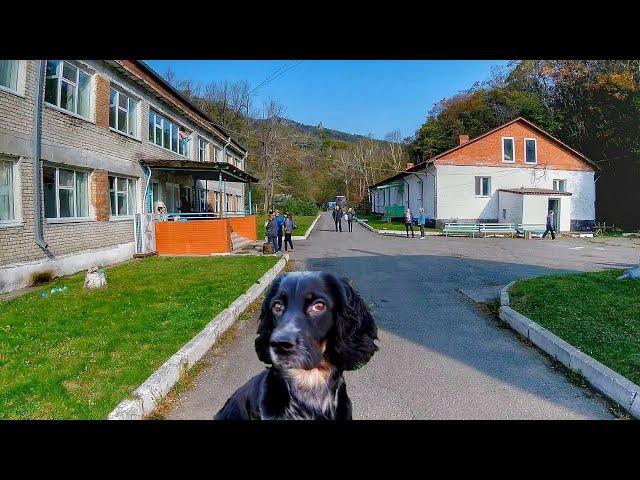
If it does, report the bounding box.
[331,205,355,232]
[403,207,429,239]
[265,209,297,253]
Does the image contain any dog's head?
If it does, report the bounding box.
[255,272,378,372]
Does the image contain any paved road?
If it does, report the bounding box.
[166,213,639,419]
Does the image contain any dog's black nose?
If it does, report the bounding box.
[270,332,296,355]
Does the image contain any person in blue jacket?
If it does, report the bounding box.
[275,209,285,251]
[417,207,427,239]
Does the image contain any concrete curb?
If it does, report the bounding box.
[107,254,290,420]
[499,283,640,419]
[292,213,321,241]
[355,218,442,237]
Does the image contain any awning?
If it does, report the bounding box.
[139,159,259,184]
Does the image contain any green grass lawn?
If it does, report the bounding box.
[257,214,318,238]
[356,213,441,232]
[0,255,278,419]
[509,269,640,385]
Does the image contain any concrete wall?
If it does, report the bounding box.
[497,191,523,224]
[435,165,595,227]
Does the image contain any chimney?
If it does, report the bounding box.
[406,162,415,170]
[458,134,469,145]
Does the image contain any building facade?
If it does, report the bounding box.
[369,118,598,231]
[0,60,249,293]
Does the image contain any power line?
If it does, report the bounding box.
[248,61,304,97]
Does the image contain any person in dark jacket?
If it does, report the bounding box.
[265,213,278,251]
[332,205,343,232]
[275,209,285,251]
[542,209,556,239]
[283,212,297,251]
[404,208,414,238]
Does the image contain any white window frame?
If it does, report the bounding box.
[109,87,139,139]
[44,60,93,120]
[213,145,223,163]
[214,191,220,212]
[475,176,491,197]
[148,109,190,158]
[166,182,181,213]
[501,137,515,163]
[198,137,209,162]
[109,175,137,218]
[43,165,91,222]
[226,193,232,212]
[0,156,22,226]
[553,179,567,192]
[0,60,26,97]
[524,138,537,164]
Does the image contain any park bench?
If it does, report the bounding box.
[479,223,516,238]
[443,223,480,237]
[517,223,547,239]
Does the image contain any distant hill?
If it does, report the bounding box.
[256,116,374,144]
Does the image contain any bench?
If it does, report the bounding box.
[443,223,480,237]
[517,223,547,238]
[479,223,516,238]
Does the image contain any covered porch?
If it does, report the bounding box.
[498,188,572,232]
[140,159,260,255]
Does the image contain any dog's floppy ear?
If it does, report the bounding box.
[255,275,283,364]
[326,275,378,371]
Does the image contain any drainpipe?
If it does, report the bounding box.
[32,60,48,250]
[144,166,152,213]
[411,173,424,208]
[242,151,248,215]
[221,137,231,217]
[402,178,410,209]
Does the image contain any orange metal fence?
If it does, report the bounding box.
[154,215,257,255]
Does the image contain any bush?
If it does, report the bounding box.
[278,197,318,216]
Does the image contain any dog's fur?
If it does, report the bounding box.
[214,271,378,420]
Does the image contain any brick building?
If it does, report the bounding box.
[369,118,598,231]
[0,60,255,294]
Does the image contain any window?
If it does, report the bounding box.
[226,193,232,212]
[553,179,567,192]
[166,183,181,212]
[214,146,223,162]
[524,138,537,164]
[502,137,515,163]
[0,158,16,222]
[148,110,190,157]
[109,88,138,137]
[236,195,242,212]
[152,182,160,203]
[198,137,209,162]
[502,208,507,220]
[109,176,136,217]
[45,61,91,118]
[0,60,20,92]
[43,166,89,219]
[214,191,220,212]
[475,176,490,197]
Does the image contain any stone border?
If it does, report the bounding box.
[108,254,290,420]
[292,213,321,240]
[499,281,639,418]
[355,218,441,237]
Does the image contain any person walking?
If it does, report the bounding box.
[283,212,297,251]
[265,213,278,252]
[332,204,343,232]
[542,209,556,239]
[347,207,355,232]
[275,209,285,251]
[417,207,427,239]
[404,207,415,238]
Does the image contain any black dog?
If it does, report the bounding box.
[214,271,378,420]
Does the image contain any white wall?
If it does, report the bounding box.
[498,191,523,223]
[436,165,595,222]
[405,171,436,218]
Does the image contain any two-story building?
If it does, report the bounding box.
[0,60,257,294]
[369,117,598,232]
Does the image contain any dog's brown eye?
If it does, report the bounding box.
[272,303,284,314]
[310,301,326,313]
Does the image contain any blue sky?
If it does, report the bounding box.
[146,60,510,140]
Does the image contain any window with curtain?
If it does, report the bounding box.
[109,176,136,217]
[109,88,138,137]
[475,176,490,197]
[43,165,89,219]
[44,61,91,118]
[0,158,15,222]
[502,137,515,162]
[148,110,190,157]
[0,60,20,92]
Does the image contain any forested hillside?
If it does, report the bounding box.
[166,61,640,227]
